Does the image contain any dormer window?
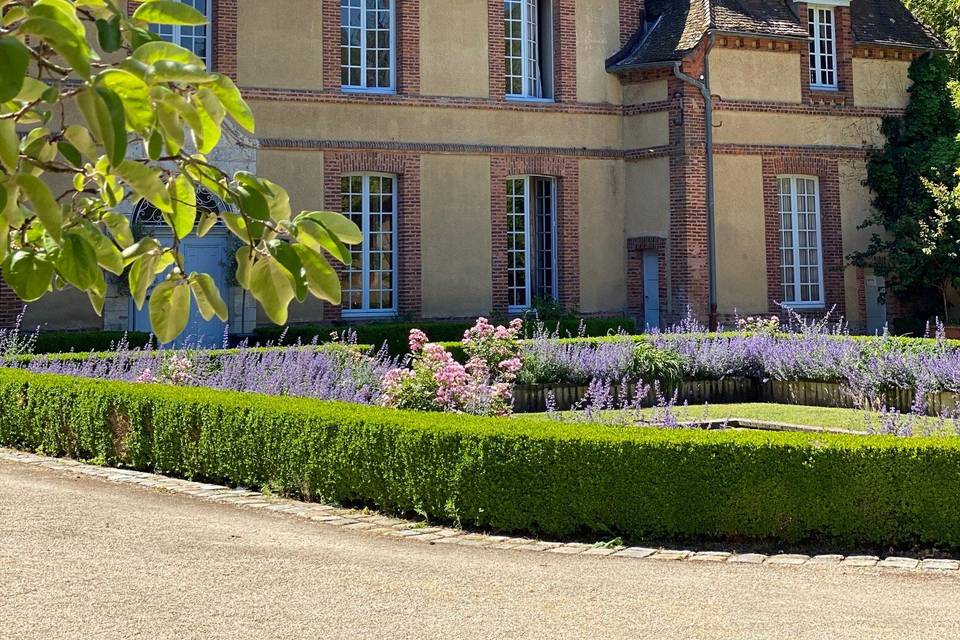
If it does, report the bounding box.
[808,5,837,90]
[504,0,554,100]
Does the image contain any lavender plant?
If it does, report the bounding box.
[19,335,398,405]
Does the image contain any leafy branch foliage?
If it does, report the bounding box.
[850,55,960,320]
[0,0,360,342]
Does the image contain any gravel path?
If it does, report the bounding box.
[2,459,959,640]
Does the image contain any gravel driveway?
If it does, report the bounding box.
[1,459,959,640]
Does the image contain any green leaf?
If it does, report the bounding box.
[147,128,163,161]
[295,218,351,264]
[148,60,214,85]
[96,86,127,165]
[0,37,30,102]
[235,246,252,289]
[155,101,183,155]
[210,74,254,133]
[57,230,100,290]
[299,211,363,244]
[17,17,91,79]
[128,252,159,309]
[14,77,49,103]
[235,183,270,221]
[268,240,307,302]
[189,272,228,321]
[115,161,172,213]
[132,40,203,67]
[167,174,196,239]
[95,16,122,53]
[189,90,221,153]
[103,211,134,248]
[63,124,97,159]
[292,243,341,304]
[76,86,126,166]
[14,174,62,242]
[96,69,154,135]
[249,255,295,325]
[58,141,82,168]
[259,179,292,222]
[75,220,124,275]
[2,250,53,302]
[149,279,191,343]
[0,118,18,172]
[197,212,218,237]
[133,1,208,26]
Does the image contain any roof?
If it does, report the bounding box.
[607,0,948,73]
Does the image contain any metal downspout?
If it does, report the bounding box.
[672,34,718,331]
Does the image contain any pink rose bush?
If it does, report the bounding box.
[380,318,524,416]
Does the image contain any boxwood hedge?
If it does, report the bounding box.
[2,368,960,549]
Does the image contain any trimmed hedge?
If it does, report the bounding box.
[31,331,152,354]
[252,317,635,355]
[2,369,960,548]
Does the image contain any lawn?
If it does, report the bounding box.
[538,402,951,434]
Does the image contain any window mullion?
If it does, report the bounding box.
[359,1,367,89]
[520,1,529,96]
[791,180,802,304]
[525,176,533,308]
[362,176,371,311]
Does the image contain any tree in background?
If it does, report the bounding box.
[0,0,359,342]
[903,0,959,78]
[849,55,960,322]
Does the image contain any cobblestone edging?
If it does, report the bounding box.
[3,448,959,574]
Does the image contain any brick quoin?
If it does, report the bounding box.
[762,154,845,318]
[0,283,25,330]
[322,0,420,94]
[212,0,237,80]
[322,151,422,322]
[488,0,577,103]
[666,58,710,325]
[490,155,580,315]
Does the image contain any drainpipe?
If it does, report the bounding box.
[672,34,718,331]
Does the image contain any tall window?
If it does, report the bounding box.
[507,176,556,310]
[808,6,837,90]
[341,174,397,316]
[504,0,554,100]
[150,0,211,67]
[341,0,395,91]
[778,176,824,307]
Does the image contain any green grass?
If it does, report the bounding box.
[538,403,950,434]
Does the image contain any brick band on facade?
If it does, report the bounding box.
[322,151,422,321]
[490,155,580,315]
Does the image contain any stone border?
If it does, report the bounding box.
[3,448,958,574]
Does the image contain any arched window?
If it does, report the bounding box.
[133,187,228,227]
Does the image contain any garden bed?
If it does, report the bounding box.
[513,379,960,416]
[3,368,960,549]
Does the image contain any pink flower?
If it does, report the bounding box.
[499,358,522,375]
[408,329,429,353]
